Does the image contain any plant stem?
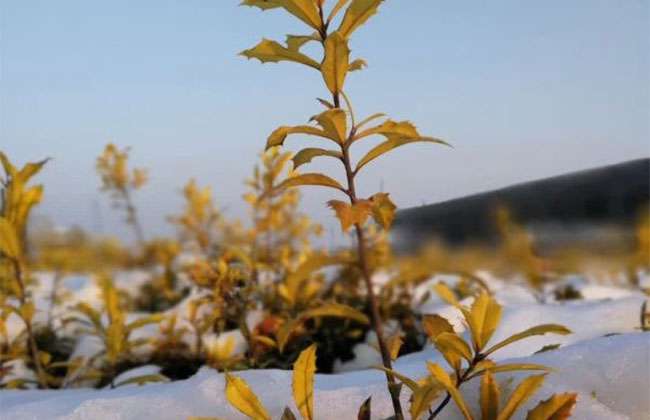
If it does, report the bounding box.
[12,258,48,388]
[338,95,404,420]
[428,355,482,419]
[123,188,145,246]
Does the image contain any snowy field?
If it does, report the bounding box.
[1,272,649,420]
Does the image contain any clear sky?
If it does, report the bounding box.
[1,1,648,243]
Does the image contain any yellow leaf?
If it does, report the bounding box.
[387,334,403,361]
[275,173,346,194]
[19,302,35,324]
[326,0,351,24]
[292,148,342,169]
[292,344,317,420]
[422,314,455,341]
[327,199,372,232]
[355,136,448,173]
[241,39,320,69]
[338,0,384,38]
[310,109,348,143]
[284,253,344,304]
[278,0,322,30]
[266,125,333,149]
[348,58,367,72]
[373,366,419,392]
[240,0,282,11]
[0,217,21,259]
[480,371,500,420]
[434,332,472,365]
[369,193,396,229]
[0,151,17,177]
[464,292,502,351]
[469,363,550,381]
[241,0,321,30]
[286,33,320,51]
[427,362,474,420]
[410,381,443,420]
[277,303,368,351]
[321,32,349,95]
[484,324,572,356]
[225,373,271,420]
[526,393,578,420]
[303,303,369,324]
[497,374,546,420]
[433,283,460,306]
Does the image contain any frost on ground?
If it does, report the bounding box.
[1,273,649,420]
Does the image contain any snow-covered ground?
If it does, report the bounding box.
[1,272,649,419]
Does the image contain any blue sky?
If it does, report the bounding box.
[1,1,648,243]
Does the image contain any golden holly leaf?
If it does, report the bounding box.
[292,148,342,169]
[241,38,320,69]
[369,192,396,229]
[321,32,349,95]
[338,0,384,38]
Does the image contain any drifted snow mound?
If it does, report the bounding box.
[1,333,647,420]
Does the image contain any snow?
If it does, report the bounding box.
[1,333,647,419]
[1,272,649,419]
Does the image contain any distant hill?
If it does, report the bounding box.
[392,158,650,253]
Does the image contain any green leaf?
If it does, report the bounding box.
[292,148,342,169]
[355,136,449,173]
[321,32,350,95]
[338,0,384,38]
[292,344,317,420]
[241,39,320,69]
[427,362,474,420]
[526,393,578,420]
[225,373,271,420]
[484,325,572,356]
[266,125,332,149]
[274,173,346,193]
[497,375,546,420]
